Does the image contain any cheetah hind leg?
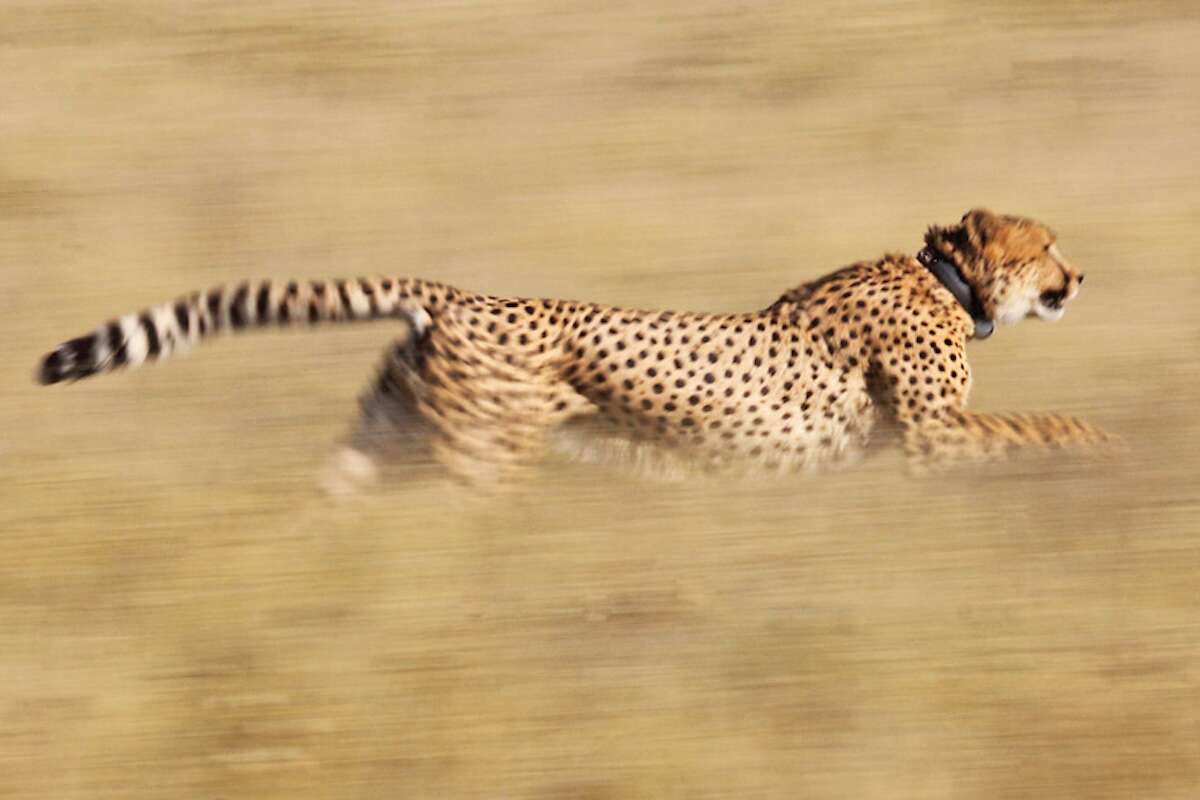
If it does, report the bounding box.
[320,315,434,496]
[408,307,594,487]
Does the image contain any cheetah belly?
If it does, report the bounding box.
[560,311,877,473]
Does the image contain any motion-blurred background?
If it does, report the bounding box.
[2,2,1199,797]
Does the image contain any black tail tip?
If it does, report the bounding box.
[37,350,66,385]
[38,335,102,385]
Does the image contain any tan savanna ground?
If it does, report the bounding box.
[3,2,1200,798]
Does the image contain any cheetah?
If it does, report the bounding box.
[37,208,1115,484]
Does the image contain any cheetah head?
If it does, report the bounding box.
[925,209,1085,327]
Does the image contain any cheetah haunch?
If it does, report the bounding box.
[38,208,1115,483]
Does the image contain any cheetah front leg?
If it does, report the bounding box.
[875,338,1118,472]
[902,408,1118,471]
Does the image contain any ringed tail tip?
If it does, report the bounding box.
[37,350,63,385]
[37,335,98,385]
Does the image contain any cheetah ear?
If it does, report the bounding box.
[961,208,1001,249]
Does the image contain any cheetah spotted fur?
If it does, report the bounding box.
[38,208,1116,484]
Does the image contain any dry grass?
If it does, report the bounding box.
[2,2,1199,798]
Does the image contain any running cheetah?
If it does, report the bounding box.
[38,208,1115,483]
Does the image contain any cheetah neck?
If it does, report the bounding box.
[917,249,994,340]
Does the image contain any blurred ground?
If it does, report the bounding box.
[2,1,1200,798]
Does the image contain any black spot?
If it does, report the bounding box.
[337,281,353,317]
[139,313,160,359]
[206,289,223,329]
[229,283,250,329]
[173,301,190,335]
[107,321,128,368]
[255,282,271,324]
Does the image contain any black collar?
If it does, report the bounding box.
[917,249,994,340]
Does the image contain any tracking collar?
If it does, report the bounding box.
[917,249,994,340]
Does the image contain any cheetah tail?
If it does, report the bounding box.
[36,277,436,385]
